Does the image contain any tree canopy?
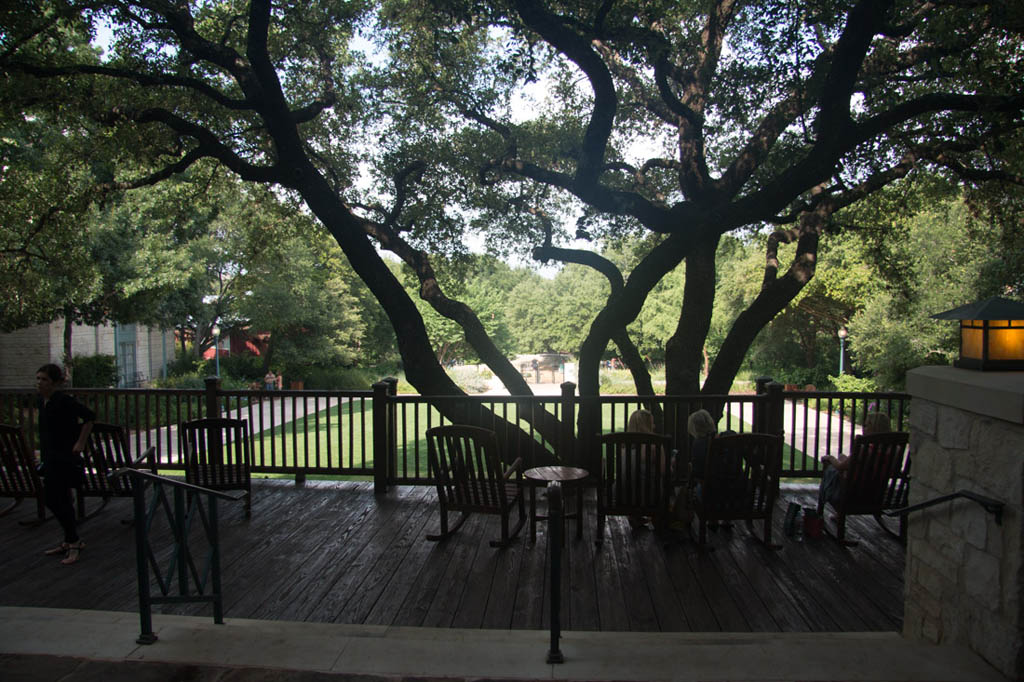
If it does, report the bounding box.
[2,0,1022,425]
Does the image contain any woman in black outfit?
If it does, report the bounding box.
[36,363,95,565]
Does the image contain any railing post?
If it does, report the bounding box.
[372,378,395,496]
[559,382,576,466]
[763,382,785,438]
[753,376,772,433]
[204,376,221,419]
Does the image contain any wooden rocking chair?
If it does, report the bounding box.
[78,422,157,521]
[818,431,911,545]
[180,417,253,518]
[426,424,526,548]
[693,433,783,548]
[0,424,46,523]
[594,432,674,545]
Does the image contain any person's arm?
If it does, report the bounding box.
[70,396,96,454]
[72,420,93,454]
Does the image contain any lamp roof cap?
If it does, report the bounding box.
[931,296,1024,320]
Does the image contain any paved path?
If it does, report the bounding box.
[0,607,1009,681]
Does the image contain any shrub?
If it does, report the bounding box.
[167,348,203,377]
[828,373,879,393]
[446,366,491,394]
[152,372,207,390]
[599,369,638,394]
[71,354,119,388]
[303,367,376,390]
[217,353,264,382]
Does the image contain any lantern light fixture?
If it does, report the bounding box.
[931,297,1024,371]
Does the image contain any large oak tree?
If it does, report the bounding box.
[3,0,1021,435]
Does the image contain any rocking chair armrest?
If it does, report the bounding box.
[132,446,158,474]
[503,457,524,480]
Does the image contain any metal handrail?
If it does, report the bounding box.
[884,489,1005,525]
[109,467,247,645]
[109,467,244,500]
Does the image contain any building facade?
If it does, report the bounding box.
[0,320,174,388]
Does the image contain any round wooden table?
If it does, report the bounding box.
[524,465,589,542]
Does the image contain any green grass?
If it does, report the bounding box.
[244,397,817,481]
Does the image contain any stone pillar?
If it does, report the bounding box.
[904,366,1023,679]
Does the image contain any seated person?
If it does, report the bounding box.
[818,411,891,509]
[688,409,717,483]
[624,408,662,529]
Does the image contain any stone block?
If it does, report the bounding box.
[910,400,938,436]
[941,606,968,643]
[921,617,941,643]
[912,539,960,584]
[902,604,922,639]
[964,547,1001,612]
[911,441,954,491]
[937,406,972,449]
[950,503,988,550]
[915,562,950,601]
[907,480,941,509]
[966,420,1024,503]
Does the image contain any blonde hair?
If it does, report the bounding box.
[687,409,717,438]
[627,409,655,434]
[863,411,891,435]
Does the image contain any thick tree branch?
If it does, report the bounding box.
[512,0,616,191]
[531,244,658,403]
[119,107,283,183]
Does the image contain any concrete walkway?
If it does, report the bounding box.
[0,606,1008,681]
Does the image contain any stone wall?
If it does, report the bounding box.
[904,366,1023,679]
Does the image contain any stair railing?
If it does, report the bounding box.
[885,489,1005,525]
[109,467,247,645]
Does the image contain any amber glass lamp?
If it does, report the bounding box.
[931,297,1024,371]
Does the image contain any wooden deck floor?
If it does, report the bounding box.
[0,480,905,632]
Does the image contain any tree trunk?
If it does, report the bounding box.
[704,227,821,397]
[665,233,719,396]
[62,310,74,386]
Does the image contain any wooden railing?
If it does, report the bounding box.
[0,377,909,488]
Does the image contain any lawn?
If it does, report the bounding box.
[247,398,817,482]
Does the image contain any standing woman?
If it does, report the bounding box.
[36,363,95,565]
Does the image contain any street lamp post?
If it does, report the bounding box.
[837,326,848,375]
[212,324,221,377]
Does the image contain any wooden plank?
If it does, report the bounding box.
[606,518,663,630]
[449,516,506,628]
[479,539,526,629]
[509,524,547,629]
[418,514,486,628]
[631,531,689,631]
[565,507,600,631]
[723,532,812,632]
[362,493,459,626]
[684,539,750,631]
[0,480,907,634]
[662,541,720,631]
[590,517,636,631]
[272,485,423,622]
[223,483,388,622]
[315,486,433,623]
[333,487,436,624]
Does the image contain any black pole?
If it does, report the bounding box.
[546,481,564,664]
[133,477,157,645]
